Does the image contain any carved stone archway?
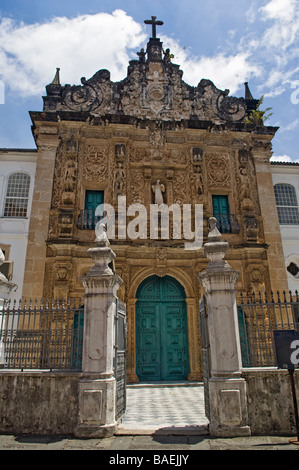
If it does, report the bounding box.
[126,266,202,383]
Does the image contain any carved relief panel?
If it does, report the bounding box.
[206,154,231,188]
[80,145,109,182]
[51,138,79,209]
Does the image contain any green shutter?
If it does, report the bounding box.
[212,195,229,215]
[84,190,104,211]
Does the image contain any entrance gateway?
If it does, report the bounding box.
[136,275,189,381]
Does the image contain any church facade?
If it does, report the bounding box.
[22,18,288,382]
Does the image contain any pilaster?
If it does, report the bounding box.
[75,230,122,438]
[199,218,251,437]
[22,129,60,299]
[252,148,288,292]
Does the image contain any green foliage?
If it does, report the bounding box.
[244,95,273,126]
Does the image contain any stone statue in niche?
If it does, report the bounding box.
[152,180,165,204]
[114,163,125,199]
[62,158,77,205]
[192,147,203,163]
[65,138,78,153]
[245,216,259,241]
[115,144,126,162]
[194,165,204,198]
[192,148,204,200]
[239,166,254,211]
[249,269,265,293]
[64,160,77,192]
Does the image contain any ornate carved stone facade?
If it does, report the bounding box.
[23,22,288,382]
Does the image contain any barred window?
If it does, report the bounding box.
[3,172,30,217]
[274,183,299,225]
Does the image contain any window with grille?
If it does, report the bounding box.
[274,183,299,225]
[3,172,30,217]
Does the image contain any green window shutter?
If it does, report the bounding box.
[212,195,231,233]
[84,190,104,211]
[212,195,229,215]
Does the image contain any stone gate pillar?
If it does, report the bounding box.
[199,218,250,437]
[75,228,122,438]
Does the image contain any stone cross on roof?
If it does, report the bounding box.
[144,16,164,38]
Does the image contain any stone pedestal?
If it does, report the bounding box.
[75,234,122,438]
[199,218,250,437]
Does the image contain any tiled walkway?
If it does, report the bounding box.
[117,382,209,435]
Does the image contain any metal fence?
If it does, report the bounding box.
[199,296,210,420]
[0,298,84,370]
[114,300,127,421]
[237,291,299,367]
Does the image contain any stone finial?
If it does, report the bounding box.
[0,248,18,294]
[46,68,62,97]
[203,217,230,269]
[0,249,7,283]
[207,217,222,242]
[51,68,61,85]
[80,224,115,277]
[0,249,5,266]
[95,222,110,247]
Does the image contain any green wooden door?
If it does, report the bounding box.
[136,276,189,381]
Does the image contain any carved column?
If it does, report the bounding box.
[75,235,122,438]
[252,148,288,292]
[199,218,250,437]
[144,167,152,208]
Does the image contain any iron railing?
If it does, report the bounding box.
[114,300,127,420]
[0,298,84,370]
[77,209,102,230]
[238,290,299,367]
[213,213,240,234]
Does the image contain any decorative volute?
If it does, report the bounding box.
[42,18,247,123]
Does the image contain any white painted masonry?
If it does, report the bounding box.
[0,149,37,300]
[271,162,299,293]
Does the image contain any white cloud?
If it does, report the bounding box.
[0,1,297,104]
[259,0,299,51]
[270,155,293,162]
[184,52,261,94]
[160,36,261,94]
[0,10,146,97]
[271,155,299,163]
[250,0,299,98]
[279,119,299,132]
[259,0,297,22]
[0,10,263,100]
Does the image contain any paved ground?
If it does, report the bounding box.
[0,433,298,452]
[117,382,209,434]
[0,382,298,452]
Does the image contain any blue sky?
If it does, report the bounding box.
[0,0,298,161]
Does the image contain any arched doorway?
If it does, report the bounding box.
[136,275,189,381]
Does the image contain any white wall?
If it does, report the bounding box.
[0,150,37,300]
[271,162,299,293]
